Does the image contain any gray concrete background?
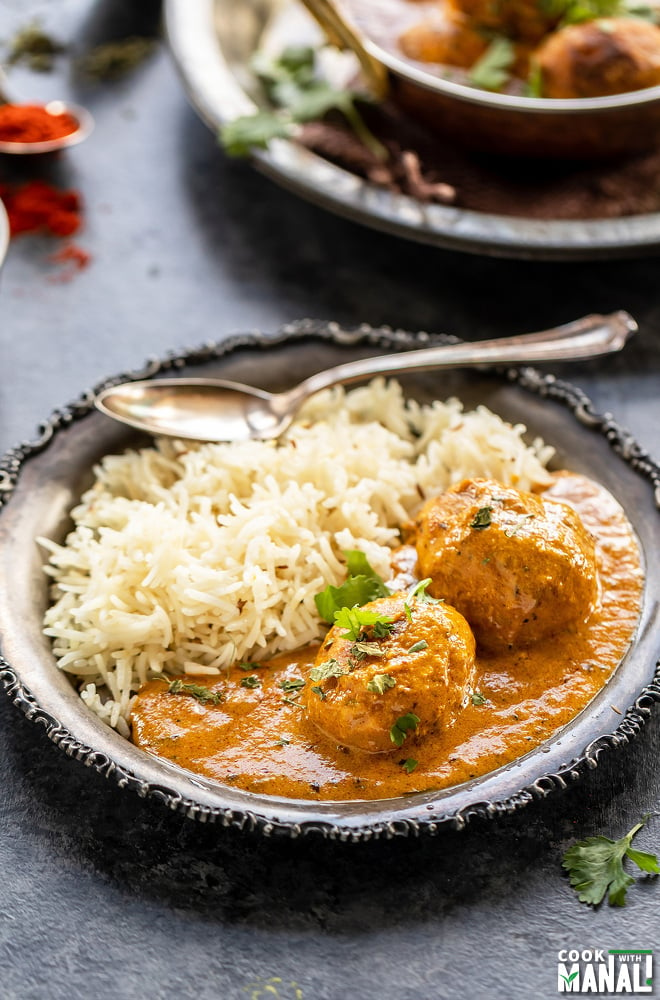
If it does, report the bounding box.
[1,1,660,997]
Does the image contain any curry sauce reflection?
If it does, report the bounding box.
[131,472,642,801]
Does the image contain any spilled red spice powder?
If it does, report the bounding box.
[0,103,78,145]
[48,241,91,282]
[0,179,82,236]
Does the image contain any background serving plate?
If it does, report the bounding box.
[1,322,659,839]
[165,0,660,261]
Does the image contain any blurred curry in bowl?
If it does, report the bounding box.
[313,0,660,156]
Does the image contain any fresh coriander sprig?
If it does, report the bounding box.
[220,46,387,160]
[468,37,515,92]
[562,816,660,907]
[334,606,395,642]
[315,549,390,624]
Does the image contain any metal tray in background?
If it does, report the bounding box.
[164,0,660,261]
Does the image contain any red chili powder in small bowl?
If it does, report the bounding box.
[0,103,79,145]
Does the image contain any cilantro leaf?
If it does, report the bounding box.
[471,691,488,706]
[468,38,515,92]
[309,658,346,683]
[400,758,418,773]
[280,678,306,692]
[390,712,420,747]
[344,550,388,588]
[167,679,222,705]
[351,640,386,658]
[220,46,387,160]
[562,818,660,906]
[366,673,396,694]
[315,551,389,624]
[219,112,292,157]
[240,675,261,689]
[408,640,428,654]
[470,506,494,530]
[407,578,441,605]
[315,575,388,624]
[334,606,395,642]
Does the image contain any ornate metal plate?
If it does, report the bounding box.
[164,0,660,261]
[1,321,659,839]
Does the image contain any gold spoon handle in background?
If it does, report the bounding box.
[298,0,389,96]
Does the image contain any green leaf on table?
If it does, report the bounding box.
[562,817,660,906]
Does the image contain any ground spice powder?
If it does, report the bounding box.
[0,103,78,144]
[0,179,82,236]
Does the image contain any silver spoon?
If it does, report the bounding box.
[0,69,94,154]
[95,311,636,444]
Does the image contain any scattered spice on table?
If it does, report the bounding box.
[0,179,82,236]
[78,36,157,80]
[48,242,92,281]
[5,20,65,71]
[0,103,79,145]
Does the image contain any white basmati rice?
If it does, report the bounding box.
[40,379,554,734]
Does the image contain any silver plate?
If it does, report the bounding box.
[164,0,660,261]
[1,321,659,839]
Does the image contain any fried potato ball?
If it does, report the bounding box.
[447,0,559,44]
[415,478,599,652]
[535,17,660,97]
[399,11,489,67]
[303,593,476,753]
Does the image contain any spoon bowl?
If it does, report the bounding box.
[0,99,94,154]
[95,312,636,444]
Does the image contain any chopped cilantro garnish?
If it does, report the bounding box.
[334,606,395,642]
[504,513,535,538]
[311,685,326,700]
[238,660,261,671]
[400,758,418,774]
[562,817,660,906]
[470,506,494,530]
[367,673,396,694]
[167,679,222,705]
[280,678,306,692]
[274,738,291,747]
[240,675,261,689]
[471,691,488,706]
[310,658,346,683]
[390,713,420,747]
[468,37,515,92]
[408,640,429,654]
[351,640,386,658]
[315,550,390,624]
[407,578,440,604]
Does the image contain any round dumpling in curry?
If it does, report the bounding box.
[533,17,660,98]
[303,593,476,753]
[415,478,599,652]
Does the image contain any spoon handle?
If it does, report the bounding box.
[286,311,636,407]
[298,0,388,96]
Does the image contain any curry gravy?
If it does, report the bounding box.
[131,473,643,801]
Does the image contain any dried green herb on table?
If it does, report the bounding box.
[6,19,65,71]
[78,36,157,81]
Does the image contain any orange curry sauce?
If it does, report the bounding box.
[131,473,643,801]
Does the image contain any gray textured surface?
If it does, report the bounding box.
[1,1,660,998]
